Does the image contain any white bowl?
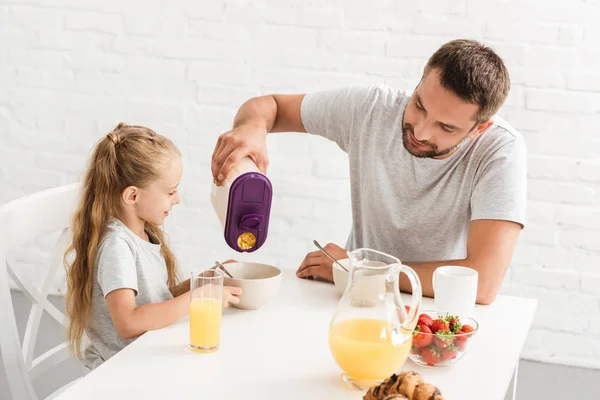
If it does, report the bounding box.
[332,259,350,295]
[222,262,282,310]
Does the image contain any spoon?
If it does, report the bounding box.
[312,240,349,272]
[215,260,234,279]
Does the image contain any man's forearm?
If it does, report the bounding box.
[400,258,500,305]
[233,96,278,132]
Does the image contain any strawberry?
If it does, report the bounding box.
[441,345,458,361]
[417,314,433,329]
[412,325,433,348]
[420,347,443,366]
[411,345,421,355]
[447,316,462,333]
[432,330,454,349]
[454,331,468,351]
[430,318,449,333]
[462,324,475,336]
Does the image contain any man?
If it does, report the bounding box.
[211,39,526,305]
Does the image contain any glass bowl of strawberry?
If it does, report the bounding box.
[408,310,478,368]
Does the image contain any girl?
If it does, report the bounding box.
[64,123,241,370]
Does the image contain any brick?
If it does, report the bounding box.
[529,180,596,205]
[576,251,600,273]
[75,71,104,95]
[277,178,347,202]
[196,86,258,109]
[256,26,318,51]
[558,26,584,46]
[8,6,64,29]
[584,27,600,46]
[413,15,485,39]
[581,274,600,295]
[297,8,343,28]
[504,85,525,107]
[520,223,557,246]
[114,35,158,56]
[188,21,250,42]
[485,21,558,44]
[387,36,447,58]
[33,30,113,52]
[281,49,344,72]
[510,67,565,89]
[184,106,235,141]
[556,206,600,230]
[344,11,412,33]
[188,62,252,86]
[124,16,187,36]
[6,166,63,192]
[541,332,598,358]
[181,1,224,20]
[271,196,314,218]
[527,156,579,181]
[566,73,600,92]
[512,267,579,290]
[314,158,350,180]
[346,56,422,78]
[537,247,578,270]
[511,244,539,265]
[123,56,185,78]
[65,10,122,33]
[485,42,527,66]
[525,46,579,70]
[8,49,65,69]
[35,153,87,174]
[416,0,467,14]
[560,228,600,252]
[223,2,269,24]
[253,68,317,91]
[526,89,600,113]
[65,51,124,71]
[579,161,600,182]
[522,132,600,158]
[263,6,299,26]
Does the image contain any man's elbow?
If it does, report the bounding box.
[476,284,499,305]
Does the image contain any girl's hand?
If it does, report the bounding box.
[223,286,242,308]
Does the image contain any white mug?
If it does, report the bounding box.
[432,266,478,320]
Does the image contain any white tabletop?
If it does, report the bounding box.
[58,269,537,400]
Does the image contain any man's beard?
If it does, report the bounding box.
[402,124,470,158]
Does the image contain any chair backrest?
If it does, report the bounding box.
[0,184,80,400]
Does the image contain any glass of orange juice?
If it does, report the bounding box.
[189,268,223,353]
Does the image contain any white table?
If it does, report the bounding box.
[58,270,537,400]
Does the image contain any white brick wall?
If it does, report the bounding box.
[1,0,599,369]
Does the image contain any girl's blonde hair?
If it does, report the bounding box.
[64,122,180,359]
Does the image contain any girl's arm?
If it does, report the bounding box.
[105,289,189,340]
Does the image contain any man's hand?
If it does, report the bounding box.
[296,243,348,282]
[211,124,269,185]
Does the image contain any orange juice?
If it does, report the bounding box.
[189,298,222,352]
[328,318,411,382]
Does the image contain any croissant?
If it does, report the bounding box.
[363,372,444,400]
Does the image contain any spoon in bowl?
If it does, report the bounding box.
[215,260,234,279]
[312,240,349,272]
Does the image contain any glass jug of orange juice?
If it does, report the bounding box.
[328,248,422,390]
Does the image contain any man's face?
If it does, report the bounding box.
[402,68,489,159]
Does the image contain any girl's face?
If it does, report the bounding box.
[135,156,182,226]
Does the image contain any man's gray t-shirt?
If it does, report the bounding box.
[301,85,527,262]
[83,219,173,370]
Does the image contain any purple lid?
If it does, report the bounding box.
[224,172,273,253]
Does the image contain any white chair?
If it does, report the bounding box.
[0,184,82,400]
